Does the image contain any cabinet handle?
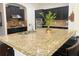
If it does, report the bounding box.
[7,48,10,50]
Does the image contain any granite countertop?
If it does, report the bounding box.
[0,28,76,56]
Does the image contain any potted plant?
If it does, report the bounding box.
[40,11,56,32]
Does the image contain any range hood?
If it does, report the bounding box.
[11,14,22,18]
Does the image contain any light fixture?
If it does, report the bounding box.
[12,14,22,18]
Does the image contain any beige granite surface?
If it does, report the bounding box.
[0,28,76,56]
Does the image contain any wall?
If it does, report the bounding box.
[13,3,35,31]
[69,3,79,36]
[0,3,3,35]
[22,3,35,31]
[0,3,7,35]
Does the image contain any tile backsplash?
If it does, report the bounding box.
[7,18,27,29]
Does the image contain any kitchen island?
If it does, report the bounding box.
[0,28,76,56]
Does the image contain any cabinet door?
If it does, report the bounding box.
[58,6,68,20]
[35,9,44,18]
[0,44,7,56]
[63,6,69,20]
[49,8,58,20]
[59,7,63,20]
[6,7,11,20]
[19,9,24,20]
[54,6,68,20]
[6,6,20,19]
[0,43,14,56]
[6,46,14,56]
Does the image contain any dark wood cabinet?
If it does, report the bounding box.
[6,7,11,20]
[35,6,69,28]
[19,9,25,20]
[6,5,24,21]
[35,6,69,20]
[35,9,44,18]
[7,26,27,34]
[6,6,19,20]
[0,42,14,56]
[9,6,19,15]
[6,5,27,34]
[53,37,77,56]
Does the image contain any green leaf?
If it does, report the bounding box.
[39,11,56,26]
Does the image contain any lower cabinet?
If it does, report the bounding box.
[7,27,27,34]
[52,37,77,56]
[0,42,14,56]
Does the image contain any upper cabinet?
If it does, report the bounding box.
[35,9,44,18]
[35,6,69,20]
[0,12,2,26]
[6,5,25,21]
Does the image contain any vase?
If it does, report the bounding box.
[46,26,52,33]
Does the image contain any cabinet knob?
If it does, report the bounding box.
[7,48,10,50]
